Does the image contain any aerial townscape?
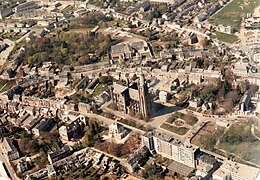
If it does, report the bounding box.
[0,0,260,179]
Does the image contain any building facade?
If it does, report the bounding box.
[59,115,86,141]
[2,137,19,160]
[111,74,153,119]
[141,131,199,168]
[108,122,127,139]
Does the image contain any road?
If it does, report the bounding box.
[80,111,145,135]
[251,125,260,141]
[0,39,15,66]
[101,100,252,144]
[0,30,31,67]
[0,145,20,180]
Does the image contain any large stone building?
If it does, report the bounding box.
[110,40,151,61]
[111,74,153,119]
[141,131,200,168]
[59,115,86,141]
[13,1,39,18]
[2,137,19,160]
[47,145,71,164]
[108,122,128,140]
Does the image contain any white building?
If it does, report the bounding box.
[108,122,128,140]
[213,160,260,180]
[159,91,168,103]
[142,131,199,168]
[233,62,248,77]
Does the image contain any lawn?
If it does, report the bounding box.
[218,124,260,165]
[191,122,225,151]
[91,84,106,97]
[171,112,198,126]
[160,123,189,135]
[118,118,150,132]
[255,128,260,138]
[88,0,104,7]
[0,80,16,92]
[210,0,260,31]
[166,116,176,124]
[211,31,238,44]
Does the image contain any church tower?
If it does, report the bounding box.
[138,73,152,119]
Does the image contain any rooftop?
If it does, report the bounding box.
[168,160,194,177]
[129,88,139,101]
[113,83,128,94]
[48,145,71,160]
[3,137,17,152]
[144,131,182,146]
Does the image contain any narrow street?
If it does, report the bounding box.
[0,145,20,180]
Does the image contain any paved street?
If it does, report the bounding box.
[0,145,20,180]
[79,111,146,135]
[0,39,15,66]
[100,99,254,145]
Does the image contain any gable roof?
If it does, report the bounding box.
[129,88,139,101]
[113,83,128,94]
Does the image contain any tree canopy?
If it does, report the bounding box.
[22,31,112,66]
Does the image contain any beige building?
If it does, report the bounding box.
[212,160,260,180]
[110,40,151,61]
[189,98,202,108]
[111,74,153,119]
[2,137,19,161]
[59,115,86,141]
[108,122,128,139]
[233,62,248,77]
[141,131,199,168]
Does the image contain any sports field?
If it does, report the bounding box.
[210,0,260,31]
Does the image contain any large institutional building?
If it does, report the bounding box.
[141,131,200,168]
[111,74,153,118]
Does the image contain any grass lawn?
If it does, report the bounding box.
[255,128,260,138]
[172,112,198,126]
[91,84,105,97]
[187,106,197,111]
[191,122,225,151]
[118,118,149,132]
[0,80,16,92]
[166,116,176,124]
[88,0,104,7]
[218,124,260,165]
[210,0,260,31]
[69,28,93,33]
[211,31,238,44]
[160,123,189,135]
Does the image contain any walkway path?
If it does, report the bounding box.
[251,125,260,141]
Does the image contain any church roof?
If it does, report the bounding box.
[113,83,128,94]
[129,88,139,101]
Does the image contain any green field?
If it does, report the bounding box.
[218,124,260,165]
[192,123,260,165]
[171,112,198,126]
[210,0,260,31]
[211,31,239,44]
[160,123,189,135]
[0,80,16,93]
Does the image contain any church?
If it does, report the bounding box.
[111,74,153,119]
